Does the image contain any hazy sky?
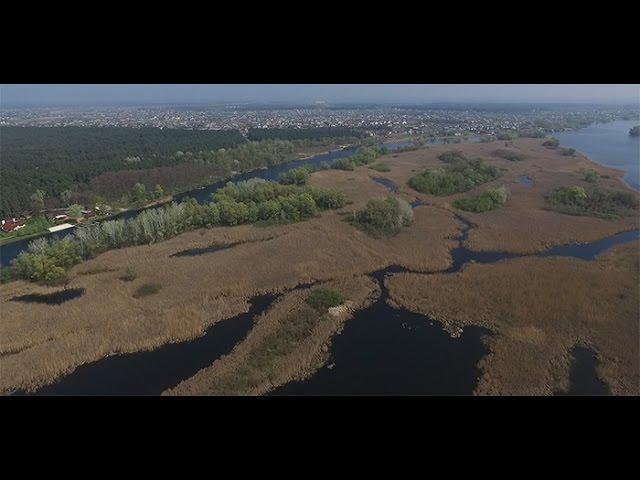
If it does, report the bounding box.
[2,84,638,106]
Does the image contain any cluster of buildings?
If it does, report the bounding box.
[1,208,97,234]
[2,104,636,138]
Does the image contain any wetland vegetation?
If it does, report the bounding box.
[545,186,639,219]
[352,197,414,237]
[408,154,503,196]
[452,186,511,213]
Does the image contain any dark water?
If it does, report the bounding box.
[273,266,492,396]
[21,293,276,396]
[516,175,534,187]
[539,229,640,261]
[10,288,86,305]
[371,177,399,193]
[557,346,610,396]
[554,120,640,190]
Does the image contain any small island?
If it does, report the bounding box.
[629,126,640,137]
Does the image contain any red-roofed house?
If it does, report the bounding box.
[2,219,26,233]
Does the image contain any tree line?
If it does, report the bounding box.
[6,179,346,285]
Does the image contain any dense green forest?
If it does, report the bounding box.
[1,127,246,216]
[2,126,364,217]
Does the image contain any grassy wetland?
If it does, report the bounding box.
[1,137,638,396]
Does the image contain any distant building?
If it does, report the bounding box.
[1,219,26,233]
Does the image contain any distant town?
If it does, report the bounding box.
[2,103,637,138]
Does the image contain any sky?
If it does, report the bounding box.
[1,84,638,106]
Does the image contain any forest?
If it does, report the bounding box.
[1,127,246,216]
[2,126,366,217]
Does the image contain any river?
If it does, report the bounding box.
[554,119,640,190]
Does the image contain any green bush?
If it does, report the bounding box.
[408,158,503,196]
[333,158,356,170]
[120,266,137,282]
[133,282,162,298]
[493,149,525,162]
[453,186,511,213]
[583,169,600,183]
[542,137,560,148]
[560,147,576,156]
[279,166,311,185]
[369,163,391,172]
[353,197,414,236]
[545,186,639,219]
[496,131,518,141]
[306,288,344,313]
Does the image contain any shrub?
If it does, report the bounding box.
[453,186,511,213]
[333,158,355,170]
[560,147,576,156]
[496,131,518,141]
[408,158,502,196]
[306,288,344,313]
[133,282,162,298]
[369,163,391,172]
[353,197,414,236]
[583,169,600,183]
[542,137,560,148]
[120,266,137,282]
[545,186,639,219]
[493,149,525,162]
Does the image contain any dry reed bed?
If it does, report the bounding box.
[386,242,640,395]
[372,139,639,253]
[2,138,638,394]
[0,172,456,394]
[166,275,379,395]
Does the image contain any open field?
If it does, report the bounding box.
[2,137,638,395]
[386,242,640,395]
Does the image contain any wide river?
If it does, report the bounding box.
[554,119,639,190]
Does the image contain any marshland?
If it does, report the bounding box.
[1,133,638,396]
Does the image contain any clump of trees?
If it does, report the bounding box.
[545,186,639,219]
[6,179,346,285]
[493,149,526,162]
[408,157,503,196]
[279,166,311,185]
[542,137,560,148]
[306,288,344,313]
[353,197,414,236]
[438,151,468,164]
[331,146,387,171]
[453,186,511,213]
[560,147,576,156]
